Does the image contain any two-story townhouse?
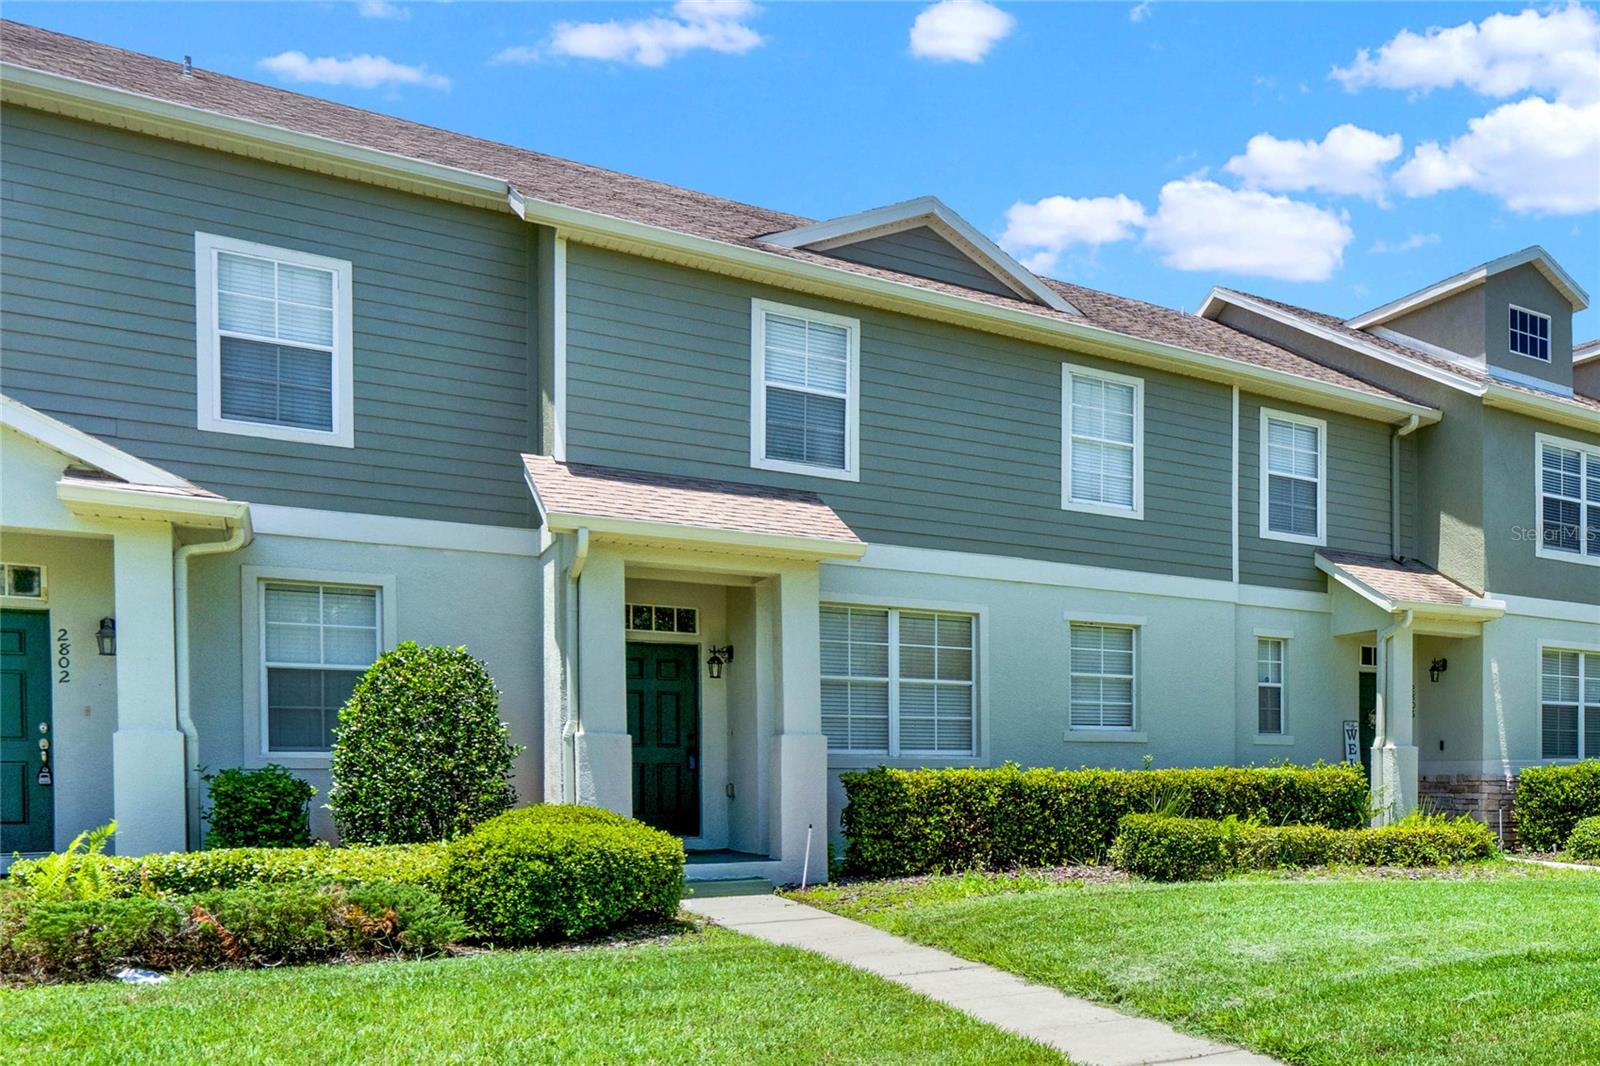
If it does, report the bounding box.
[1,23,1592,883]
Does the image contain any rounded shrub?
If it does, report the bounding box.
[1565,816,1600,862]
[1516,761,1600,851]
[328,642,519,844]
[439,805,685,943]
[201,764,316,848]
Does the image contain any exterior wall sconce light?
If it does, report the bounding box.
[706,645,734,679]
[96,617,117,656]
[1429,657,1448,683]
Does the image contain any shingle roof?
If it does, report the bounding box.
[522,455,863,547]
[0,20,1417,409]
[60,466,223,499]
[1316,550,1489,609]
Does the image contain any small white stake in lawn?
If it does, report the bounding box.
[800,823,813,890]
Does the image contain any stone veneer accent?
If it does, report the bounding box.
[1419,774,1518,846]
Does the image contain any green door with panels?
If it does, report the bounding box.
[2,610,54,854]
[626,642,700,837]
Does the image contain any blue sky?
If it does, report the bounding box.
[11,1,1599,339]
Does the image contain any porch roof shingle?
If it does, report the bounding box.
[1315,550,1491,610]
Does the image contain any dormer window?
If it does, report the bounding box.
[1509,305,1551,362]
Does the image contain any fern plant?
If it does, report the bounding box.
[18,821,118,903]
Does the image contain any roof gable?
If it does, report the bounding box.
[1,393,197,488]
[759,196,1081,315]
[1346,246,1589,331]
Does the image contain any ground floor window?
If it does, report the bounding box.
[262,582,381,753]
[1541,647,1599,760]
[1257,637,1286,734]
[1069,622,1136,730]
[821,604,975,756]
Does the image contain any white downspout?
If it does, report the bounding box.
[561,527,590,805]
[175,512,253,848]
[1391,415,1421,561]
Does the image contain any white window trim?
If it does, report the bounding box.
[1538,639,1600,762]
[1256,636,1287,738]
[1258,408,1328,546]
[820,598,981,759]
[1061,362,1145,519]
[1534,432,1600,568]
[0,563,48,605]
[749,298,860,482]
[1508,303,1552,364]
[241,566,396,767]
[1066,618,1139,735]
[195,232,355,449]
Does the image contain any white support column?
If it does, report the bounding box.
[110,526,186,856]
[573,550,631,815]
[1372,618,1419,824]
[767,564,827,885]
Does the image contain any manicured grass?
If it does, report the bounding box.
[0,925,1064,1065]
[794,864,1600,1066]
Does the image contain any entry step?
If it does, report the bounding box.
[684,877,775,898]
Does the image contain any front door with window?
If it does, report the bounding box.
[626,642,700,836]
[1358,671,1378,778]
[2,610,54,854]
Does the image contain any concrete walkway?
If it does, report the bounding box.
[684,894,1280,1066]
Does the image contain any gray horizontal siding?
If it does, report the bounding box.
[825,226,1017,299]
[1238,395,1396,590]
[0,107,535,527]
[565,245,1234,579]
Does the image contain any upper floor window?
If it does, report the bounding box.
[1541,647,1598,760]
[1509,305,1551,362]
[1536,434,1599,566]
[1257,637,1286,735]
[195,233,354,448]
[1260,410,1326,546]
[821,605,975,756]
[1062,364,1144,518]
[1069,622,1136,731]
[750,300,859,481]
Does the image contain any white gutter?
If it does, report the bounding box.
[175,513,253,848]
[1391,415,1421,561]
[561,528,590,805]
[1483,383,1600,434]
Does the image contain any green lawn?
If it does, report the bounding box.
[0,925,1064,1065]
[794,864,1600,1066]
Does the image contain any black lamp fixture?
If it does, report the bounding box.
[706,645,735,679]
[95,617,117,656]
[1429,657,1448,683]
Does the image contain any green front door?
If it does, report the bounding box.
[626,642,700,837]
[2,610,54,854]
[1358,671,1378,779]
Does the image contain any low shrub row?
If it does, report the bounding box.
[1515,761,1600,851]
[840,763,1369,876]
[1109,812,1499,881]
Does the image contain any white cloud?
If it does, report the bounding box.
[1129,2,1153,24]
[1370,233,1440,254]
[1393,97,1600,214]
[998,195,1147,273]
[357,1,409,20]
[909,0,1014,63]
[1332,4,1600,105]
[1141,180,1353,282]
[534,0,764,67]
[258,51,449,90]
[1223,124,1402,200]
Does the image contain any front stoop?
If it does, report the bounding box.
[684,877,776,898]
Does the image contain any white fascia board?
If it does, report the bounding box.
[3,393,193,487]
[1201,289,1481,398]
[758,195,1081,316]
[56,479,250,529]
[1483,383,1600,434]
[1346,246,1589,329]
[1573,341,1600,365]
[540,510,867,561]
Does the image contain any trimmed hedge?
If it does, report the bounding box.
[1515,761,1600,851]
[438,805,684,943]
[8,842,446,899]
[840,763,1369,876]
[1566,816,1600,862]
[1111,813,1499,881]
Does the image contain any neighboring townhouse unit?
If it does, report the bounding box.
[1,23,1594,881]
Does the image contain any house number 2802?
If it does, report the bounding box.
[57,627,70,684]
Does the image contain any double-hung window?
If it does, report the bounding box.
[196,233,353,447]
[821,605,976,756]
[1062,364,1143,517]
[1541,647,1598,760]
[1260,410,1326,545]
[1257,638,1286,735]
[1537,435,1599,564]
[751,300,859,481]
[262,582,380,753]
[1069,623,1136,730]
[1509,305,1551,362]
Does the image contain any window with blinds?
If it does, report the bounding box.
[1063,366,1143,517]
[821,605,975,755]
[1069,623,1136,730]
[1257,638,1285,735]
[1541,648,1599,760]
[1262,411,1325,544]
[263,582,380,753]
[1538,437,1599,561]
[752,300,858,479]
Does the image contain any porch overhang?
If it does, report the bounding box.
[57,476,252,533]
[522,455,866,562]
[1316,550,1505,634]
